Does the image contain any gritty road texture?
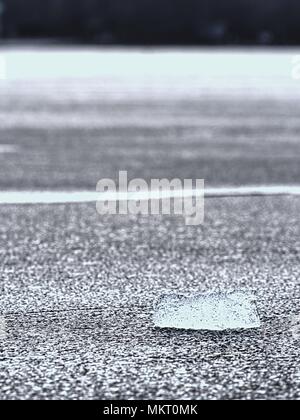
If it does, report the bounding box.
[0,48,300,400]
[0,198,300,400]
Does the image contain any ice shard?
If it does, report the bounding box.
[153,291,261,331]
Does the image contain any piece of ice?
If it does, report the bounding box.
[153,291,261,331]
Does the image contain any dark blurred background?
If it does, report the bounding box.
[0,0,300,45]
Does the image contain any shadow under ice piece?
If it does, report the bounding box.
[153,291,261,331]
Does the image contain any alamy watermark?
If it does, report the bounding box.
[96,172,204,226]
[291,55,300,80]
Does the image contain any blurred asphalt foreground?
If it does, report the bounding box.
[0,47,300,400]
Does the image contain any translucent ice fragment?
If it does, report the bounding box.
[153,291,261,331]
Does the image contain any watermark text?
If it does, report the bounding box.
[96,172,204,226]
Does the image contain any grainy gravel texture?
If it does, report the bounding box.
[0,198,300,400]
[0,48,300,400]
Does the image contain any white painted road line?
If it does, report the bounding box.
[0,185,300,205]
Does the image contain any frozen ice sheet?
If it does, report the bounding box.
[153,291,261,331]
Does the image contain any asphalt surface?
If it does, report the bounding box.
[0,48,300,400]
[0,198,300,399]
[1,99,300,190]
